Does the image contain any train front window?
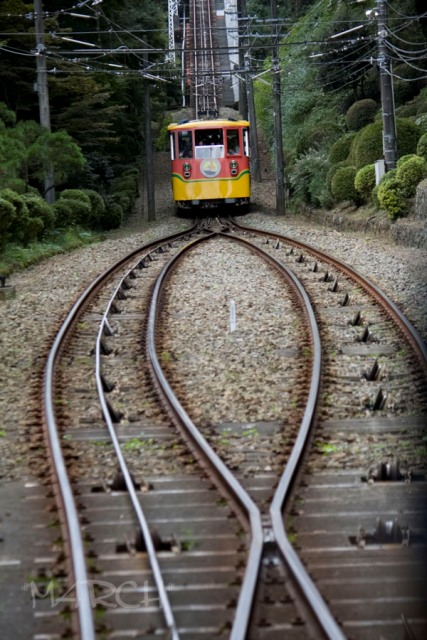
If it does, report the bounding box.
[178,131,193,158]
[195,129,224,159]
[226,130,240,156]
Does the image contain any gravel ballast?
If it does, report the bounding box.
[0,154,426,638]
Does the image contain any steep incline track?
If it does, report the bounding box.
[38,218,426,639]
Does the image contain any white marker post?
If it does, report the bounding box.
[229,300,236,333]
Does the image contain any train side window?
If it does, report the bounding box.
[227,130,240,156]
[169,133,176,160]
[243,129,250,157]
[178,131,193,158]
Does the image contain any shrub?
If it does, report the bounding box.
[326,161,349,192]
[100,201,123,230]
[0,197,15,246]
[59,189,92,206]
[352,118,422,169]
[331,166,359,204]
[21,194,56,232]
[20,216,44,245]
[346,99,377,131]
[110,191,133,216]
[354,164,376,201]
[395,155,427,197]
[0,188,30,242]
[397,154,418,168]
[328,133,356,164]
[288,149,331,207]
[377,177,406,220]
[82,189,106,227]
[53,197,91,227]
[417,133,427,161]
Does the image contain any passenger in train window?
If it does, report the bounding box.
[227,131,240,155]
[179,132,193,158]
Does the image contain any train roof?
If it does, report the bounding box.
[167,119,250,130]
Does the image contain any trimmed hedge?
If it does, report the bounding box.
[21,194,56,232]
[101,201,124,230]
[331,166,359,204]
[377,176,406,220]
[346,99,377,131]
[53,189,96,227]
[352,118,422,169]
[396,155,427,197]
[328,133,355,164]
[354,164,376,201]
[82,189,106,227]
[417,133,427,161]
[0,197,15,246]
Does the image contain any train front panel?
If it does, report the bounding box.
[168,120,250,208]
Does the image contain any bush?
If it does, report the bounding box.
[0,188,29,242]
[331,166,359,204]
[20,216,44,245]
[397,154,418,168]
[417,133,427,161]
[354,164,376,201]
[100,201,123,230]
[326,161,349,192]
[0,197,15,246]
[377,176,406,220]
[59,189,92,206]
[346,99,377,131]
[110,191,133,217]
[328,133,356,164]
[396,155,427,197]
[288,149,331,207]
[53,197,91,227]
[21,194,56,232]
[352,118,422,169]
[82,189,106,227]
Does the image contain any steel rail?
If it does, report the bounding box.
[231,218,427,373]
[147,232,264,640]
[268,266,346,640]
[94,249,181,639]
[147,231,343,639]
[42,226,197,640]
[231,233,346,640]
[206,0,218,114]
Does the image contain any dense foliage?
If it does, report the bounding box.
[0,0,178,250]
[252,0,427,215]
[0,0,426,256]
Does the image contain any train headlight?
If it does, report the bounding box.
[183,162,191,179]
[229,160,238,176]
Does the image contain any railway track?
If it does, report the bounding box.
[38,217,427,639]
[188,0,220,117]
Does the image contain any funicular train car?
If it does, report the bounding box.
[167,119,251,211]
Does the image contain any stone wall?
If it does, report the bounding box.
[415,178,427,219]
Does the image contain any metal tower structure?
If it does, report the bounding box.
[168,0,179,62]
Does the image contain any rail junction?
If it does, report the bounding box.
[36,217,427,639]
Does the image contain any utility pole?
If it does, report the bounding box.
[377,0,397,170]
[238,0,260,181]
[245,53,260,182]
[34,0,55,203]
[270,0,285,214]
[143,54,155,220]
[237,0,248,120]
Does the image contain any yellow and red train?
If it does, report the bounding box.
[167,119,251,211]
